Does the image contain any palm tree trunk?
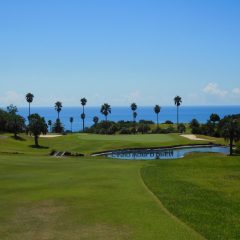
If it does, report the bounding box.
[58,112,59,120]
[157,113,159,127]
[177,106,179,128]
[71,123,72,133]
[83,106,85,132]
[28,102,31,118]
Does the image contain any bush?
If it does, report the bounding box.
[178,123,186,133]
[119,127,131,134]
[165,120,173,124]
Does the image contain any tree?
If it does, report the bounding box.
[93,116,99,125]
[154,105,161,127]
[189,119,201,134]
[221,117,240,156]
[28,114,48,147]
[6,105,25,138]
[80,98,87,132]
[69,117,74,132]
[54,101,62,120]
[174,96,182,128]
[25,93,34,118]
[52,119,64,133]
[131,103,137,122]
[210,113,220,123]
[48,120,52,132]
[100,103,111,122]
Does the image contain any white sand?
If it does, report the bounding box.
[39,134,63,138]
[180,134,209,141]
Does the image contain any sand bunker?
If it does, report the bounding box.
[39,134,63,138]
[180,134,209,141]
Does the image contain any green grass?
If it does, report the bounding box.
[0,133,210,156]
[141,153,240,239]
[0,155,202,240]
[0,132,233,239]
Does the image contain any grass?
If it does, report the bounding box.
[0,132,234,239]
[0,133,211,156]
[0,154,202,240]
[141,153,240,239]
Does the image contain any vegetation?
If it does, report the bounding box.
[69,117,74,132]
[100,103,111,122]
[154,104,161,127]
[25,92,34,118]
[28,113,48,146]
[142,153,240,239]
[52,119,64,133]
[5,105,25,138]
[80,97,87,132]
[221,116,240,155]
[54,101,62,120]
[174,95,182,128]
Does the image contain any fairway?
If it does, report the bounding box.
[0,133,237,239]
[0,155,202,240]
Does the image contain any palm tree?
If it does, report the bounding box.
[25,93,34,118]
[93,116,99,125]
[131,103,137,122]
[100,103,111,121]
[222,117,240,156]
[174,96,182,128]
[80,98,87,132]
[48,120,52,132]
[54,101,62,120]
[69,117,74,132]
[154,105,161,127]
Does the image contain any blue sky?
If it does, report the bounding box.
[0,0,240,107]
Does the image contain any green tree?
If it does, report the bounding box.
[221,117,240,156]
[28,114,48,147]
[174,96,182,128]
[6,105,25,138]
[93,116,99,125]
[131,103,137,122]
[48,120,52,132]
[25,93,34,118]
[54,101,62,120]
[100,103,111,122]
[80,98,87,132]
[52,119,64,133]
[154,105,161,127]
[69,117,74,132]
[210,113,220,123]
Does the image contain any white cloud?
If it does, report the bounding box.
[203,83,228,97]
[0,91,24,106]
[232,88,240,96]
[126,90,141,102]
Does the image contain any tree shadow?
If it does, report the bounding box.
[29,145,49,149]
[11,135,26,141]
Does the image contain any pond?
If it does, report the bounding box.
[92,145,229,160]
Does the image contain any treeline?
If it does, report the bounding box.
[85,119,182,135]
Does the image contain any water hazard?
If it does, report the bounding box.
[93,145,230,160]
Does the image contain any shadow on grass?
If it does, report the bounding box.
[11,135,26,141]
[29,145,49,149]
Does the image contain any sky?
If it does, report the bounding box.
[0,0,240,107]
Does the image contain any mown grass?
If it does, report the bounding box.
[0,133,211,156]
[141,153,240,239]
[0,154,202,240]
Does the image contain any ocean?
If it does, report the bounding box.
[17,106,240,132]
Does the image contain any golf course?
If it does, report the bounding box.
[0,133,239,239]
